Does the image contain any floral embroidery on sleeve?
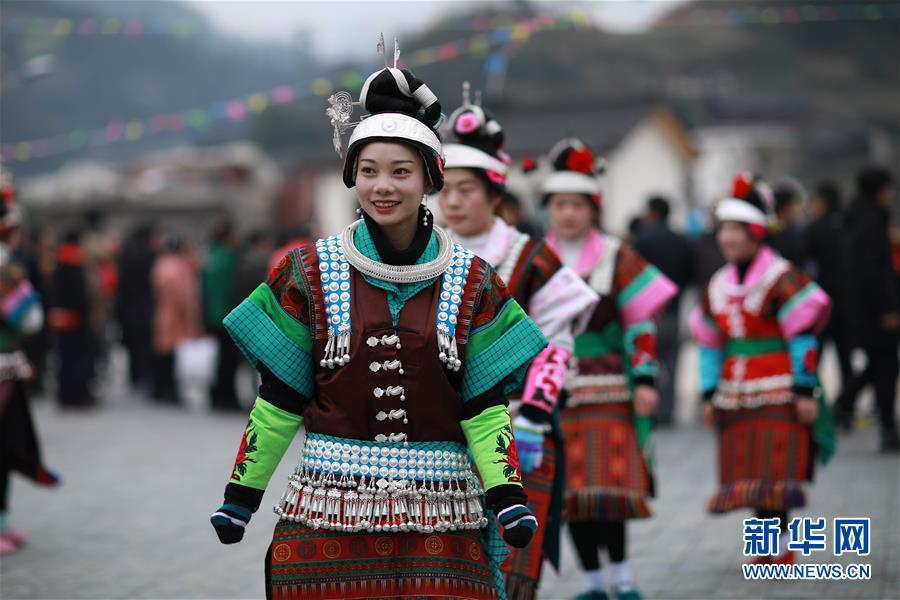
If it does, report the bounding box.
[231,418,259,481]
[493,424,522,484]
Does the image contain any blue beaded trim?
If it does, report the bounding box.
[314,235,352,367]
[312,237,473,371]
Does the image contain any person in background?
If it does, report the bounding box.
[804,181,855,431]
[150,235,203,405]
[838,167,899,451]
[634,196,693,426]
[267,225,313,274]
[0,171,60,555]
[439,97,598,599]
[9,228,49,396]
[691,208,726,290]
[690,173,833,566]
[542,141,677,600]
[50,229,95,408]
[116,224,158,396]
[82,211,117,385]
[625,216,643,245]
[236,231,273,301]
[768,181,805,265]
[497,190,542,238]
[201,219,241,411]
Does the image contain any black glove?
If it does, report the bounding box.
[210,503,252,544]
[497,503,537,548]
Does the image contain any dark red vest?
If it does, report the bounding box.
[302,266,484,443]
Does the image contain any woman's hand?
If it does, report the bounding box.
[795,396,819,424]
[634,385,659,417]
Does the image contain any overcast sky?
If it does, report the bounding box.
[186,1,684,60]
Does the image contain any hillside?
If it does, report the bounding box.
[0,0,320,174]
[2,0,897,177]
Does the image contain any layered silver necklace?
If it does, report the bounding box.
[340,219,454,283]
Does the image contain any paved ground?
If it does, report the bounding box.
[1,347,897,600]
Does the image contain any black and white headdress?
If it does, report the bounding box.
[327,35,445,191]
[539,138,605,203]
[441,82,510,189]
[715,172,775,227]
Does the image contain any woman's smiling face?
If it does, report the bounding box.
[355,141,429,230]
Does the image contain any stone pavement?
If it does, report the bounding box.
[1,348,897,599]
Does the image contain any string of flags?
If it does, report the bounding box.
[1,11,580,164]
[0,10,573,40]
[1,15,208,38]
[4,3,898,164]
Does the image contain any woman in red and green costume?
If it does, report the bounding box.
[437,87,599,600]
[209,42,547,600]
[0,169,60,555]
[690,173,834,566]
[542,139,678,600]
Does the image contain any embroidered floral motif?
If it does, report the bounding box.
[803,347,820,375]
[493,424,522,483]
[630,331,657,370]
[231,418,259,481]
[471,271,508,330]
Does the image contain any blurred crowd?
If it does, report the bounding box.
[7,216,310,412]
[6,166,898,439]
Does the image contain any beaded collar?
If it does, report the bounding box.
[315,221,473,371]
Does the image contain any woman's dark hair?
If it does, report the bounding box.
[814,180,842,213]
[62,229,82,245]
[857,166,893,199]
[463,167,503,198]
[211,219,234,244]
[163,234,183,253]
[647,195,671,222]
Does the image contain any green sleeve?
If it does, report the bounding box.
[228,397,303,491]
[461,404,523,491]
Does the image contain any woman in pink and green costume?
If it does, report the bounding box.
[542,139,678,600]
[690,173,834,566]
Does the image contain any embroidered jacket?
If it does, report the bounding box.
[454,217,598,421]
[689,246,831,410]
[548,228,677,406]
[221,221,547,507]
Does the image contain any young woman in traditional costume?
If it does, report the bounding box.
[540,139,677,600]
[689,173,834,565]
[210,41,547,599]
[0,170,60,555]
[437,88,599,599]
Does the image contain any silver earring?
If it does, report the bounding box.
[356,206,362,217]
[421,195,430,226]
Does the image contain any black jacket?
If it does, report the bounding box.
[635,223,692,310]
[840,198,899,347]
[804,211,845,306]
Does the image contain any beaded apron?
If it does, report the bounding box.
[275,433,488,534]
